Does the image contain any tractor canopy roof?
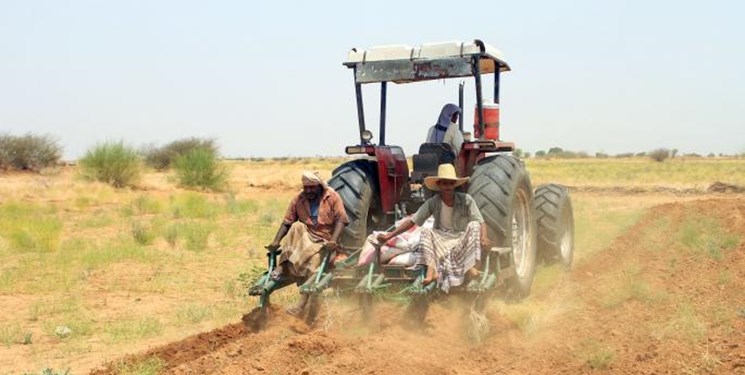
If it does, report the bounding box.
[343,39,510,84]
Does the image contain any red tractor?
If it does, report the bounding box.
[249,39,574,327]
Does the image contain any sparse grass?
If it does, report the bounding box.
[717,270,733,286]
[501,304,545,336]
[114,356,165,375]
[711,304,735,335]
[0,202,63,253]
[655,303,707,343]
[130,195,163,215]
[176,304,213,324]
[180,221,214,251]
[600,264,667,308]
[28,301,43,322]
[80,211,115,228]
[696,346,723,374]
[170,192,218,219]
[79,141,142,188]
[224,192,258,215]
[580,340,616,369]
[0,268,15,292]
[163,224,179,249]
[79,240,153,269]
[22,368,72,375]
[131,221,156,245]
[1,323,22,347]
[679,216,739,261]
[527,158,745,188]
[105,317,163,343]
[571,197,645,264]
[44,307,96,341]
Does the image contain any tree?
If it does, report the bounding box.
[649,148,670,162]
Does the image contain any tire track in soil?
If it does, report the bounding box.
[91,198,745,375]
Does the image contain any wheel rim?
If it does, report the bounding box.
[560,207,573,259]
[512,189,532,278]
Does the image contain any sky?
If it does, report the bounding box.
[1,0,744,159]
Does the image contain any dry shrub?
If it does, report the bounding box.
[649,148,670,162]
[142,137,217,170]
[0,133,62,172]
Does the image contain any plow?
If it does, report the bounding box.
[246,39,575,331]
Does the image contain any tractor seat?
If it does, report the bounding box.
[411,143,456,184]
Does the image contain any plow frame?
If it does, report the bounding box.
[248,240,517,324]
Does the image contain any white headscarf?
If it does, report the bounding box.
[301,171,326,187]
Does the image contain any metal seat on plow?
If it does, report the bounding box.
[411,143,456,184]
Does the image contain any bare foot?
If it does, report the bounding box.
[422,268,438,286]
[466,267,481,279]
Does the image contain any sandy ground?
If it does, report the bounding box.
[89,197,745,375]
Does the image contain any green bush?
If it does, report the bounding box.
[79,142,141,188]
[142,137,217,170]
[173,147,227,191]
[0,133,62,172]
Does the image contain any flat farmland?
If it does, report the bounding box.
[1,157,744,374]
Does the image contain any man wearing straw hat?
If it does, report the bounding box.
[376,164,489,292]
[264,171,349,315]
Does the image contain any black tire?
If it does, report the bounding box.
[534,184,574,269]
[467,155,537,299]
[328,160,379,248]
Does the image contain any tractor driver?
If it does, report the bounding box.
[376,164,490,292]
[264,171,349,315]
[425,103,465,157]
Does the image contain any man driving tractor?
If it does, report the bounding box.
[262,171,349,315]
[426,103,464,156]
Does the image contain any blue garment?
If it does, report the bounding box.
[309,200,320,225]
[427,103,461,143]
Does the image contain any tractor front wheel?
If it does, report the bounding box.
[534,184,574,269]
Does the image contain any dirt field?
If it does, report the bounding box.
[1,158,744,374]
[88,198,745,375]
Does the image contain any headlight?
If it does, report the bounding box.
[361,130,374,143]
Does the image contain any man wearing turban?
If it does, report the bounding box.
[265,171,349,315]
[425,103,464,156]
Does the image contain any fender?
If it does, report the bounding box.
[344,145,410,214]
[373,146,409,214]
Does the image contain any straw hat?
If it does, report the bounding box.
[424,164,469,191]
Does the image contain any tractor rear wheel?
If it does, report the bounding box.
[328,160,379,248]
[534,184,574,269]
[467,155,537,299]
